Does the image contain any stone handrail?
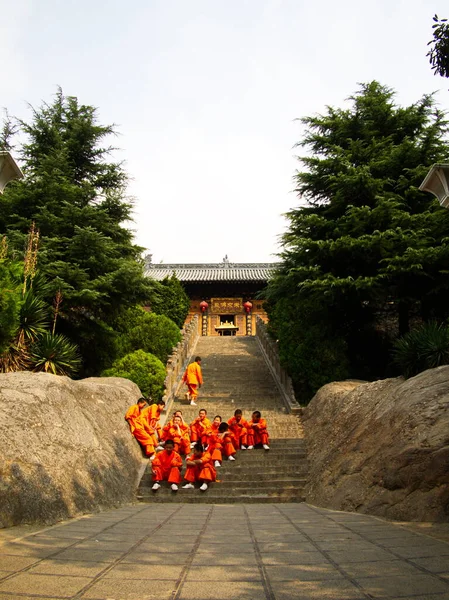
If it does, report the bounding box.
[162,315,199,416]
[255,315,302,413]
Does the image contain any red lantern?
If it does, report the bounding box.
[199,300,209,313]
[243,301,253,313]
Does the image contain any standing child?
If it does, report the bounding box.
[183,356,203,406]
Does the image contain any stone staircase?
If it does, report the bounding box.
[137,336,308,503]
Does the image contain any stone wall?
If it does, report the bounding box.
[303,367,449,522]
[0,372,144,527]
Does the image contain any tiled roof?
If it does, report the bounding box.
[145,263,278,282]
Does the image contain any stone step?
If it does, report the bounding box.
[137,336,309,504]
[137,492,306,504]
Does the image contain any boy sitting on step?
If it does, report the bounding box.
[182,442,216,491]
[227,409,249,450]
[247,411,270,451]
[209,422,237,467]
[152,439,183,492]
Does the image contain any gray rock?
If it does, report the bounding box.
[303,367,449,522]
[0,372,144,527]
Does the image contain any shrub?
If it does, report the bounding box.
[392,321,449,378]
[102,349,166,400]
[116,308,181,363]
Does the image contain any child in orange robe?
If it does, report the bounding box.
[189,409,212,446]
[124,397,157,459]
[247,411,270,450]
[165,415,191,455]
[152,439,183,491]
[227,409,249,450]
[182,443,216,491]
[140,400,166,446]
[209,422,237,467]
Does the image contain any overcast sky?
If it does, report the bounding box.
[2,0,449,263]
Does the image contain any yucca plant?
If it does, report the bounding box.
[18,291,50,343]
[392,321,449,378]
[30,332,81,376]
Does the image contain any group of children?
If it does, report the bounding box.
[125,399,270,492]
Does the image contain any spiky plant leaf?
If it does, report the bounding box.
[18,291,50,342]
[30,332,81,376]
[392,321,449,378]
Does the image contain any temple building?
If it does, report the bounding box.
[145,255,277,336]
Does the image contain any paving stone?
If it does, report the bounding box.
[340,559,424,579]
[178,580,266,600]
[261,551,330,565]
[410,556,449,573]
[0,555,41,572]
[186,565,262,581]
[104,563,184,579]
[0,572,92,597]
[272,580,368,599]
[80,577,175,599]
[28,559,106,577]
[50,548,124,562]
[122,551,191,565]
[355,574,449,598]
[264,563,344,581]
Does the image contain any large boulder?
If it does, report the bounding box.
[0,372,144,528]
[303,367,449,522]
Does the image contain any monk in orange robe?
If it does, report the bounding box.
[151,439,183,491]
[209,422,237,467]
[190,409,212,446]
[124,397,157,458]
[227,409,249,450]
[162,410,184,441]
[165,415,191,455]
[182,443,216,491]
[140,400,166,446]
[182,356,203,406]
[247,411,270,450]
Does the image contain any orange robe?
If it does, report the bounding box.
[183,362,203,400]
[152,449,182,484]
[124,404,156,456]
[208,431,236,462]
[227,416,249,449]
[190,417,212,444]
[247,418,269,446]
[140,404,163,441]
[184,451,216,483]
[165,422,191,455]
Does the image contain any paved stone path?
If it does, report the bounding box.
[1,503,449,599]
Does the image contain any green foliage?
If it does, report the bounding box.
[0,258,21,353]
[428,15,449,78]
[266,82,449,402]
[102,349,166,399]
[115,306,181,363]
[149,276,190,328]
[30,331,81,376]
[0,89,153,375]
[392,321,449,378]
[18,291,50,342]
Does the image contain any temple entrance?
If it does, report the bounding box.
[216,314,238,336]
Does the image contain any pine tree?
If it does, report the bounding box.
[0,90,152,375]
[266,82,449,401]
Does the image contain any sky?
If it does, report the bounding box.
[2,0,449,264]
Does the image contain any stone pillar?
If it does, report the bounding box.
[202,312,208,336]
